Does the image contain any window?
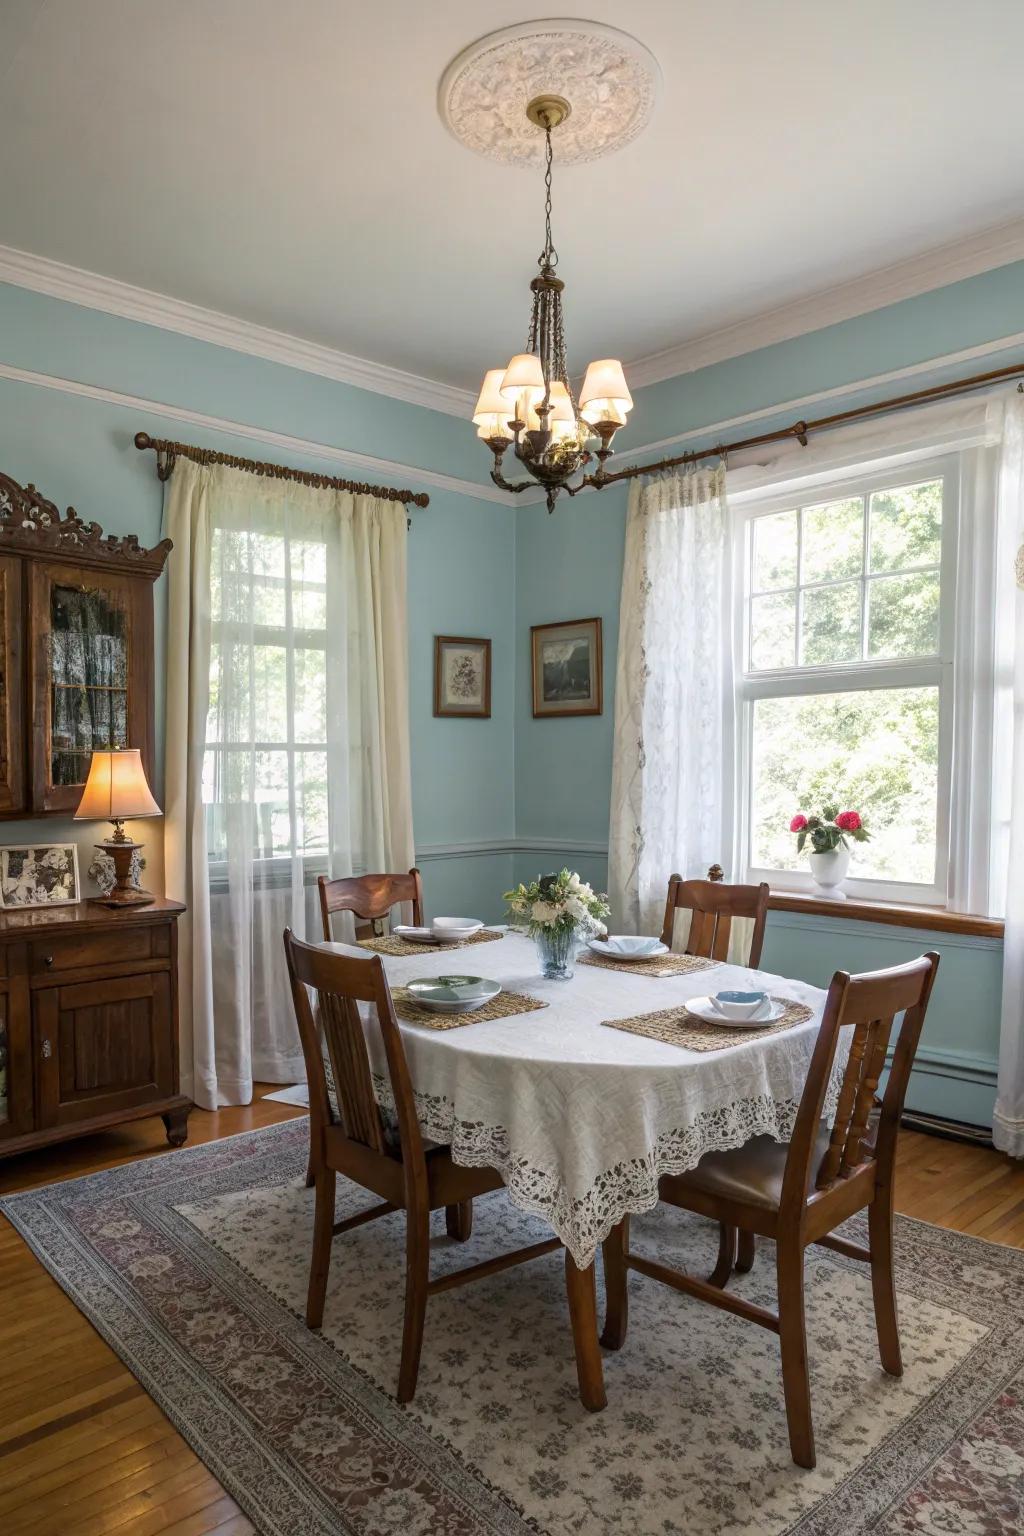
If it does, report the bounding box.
[203,523,330,876]
[735,461,956,904]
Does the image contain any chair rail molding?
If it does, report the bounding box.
[0,360,522,506]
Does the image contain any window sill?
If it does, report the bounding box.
[767,891,1003,938]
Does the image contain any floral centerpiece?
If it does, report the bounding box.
[504,869,610,980]
[790,806,869,898]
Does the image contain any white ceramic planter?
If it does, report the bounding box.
[807,845,851,898]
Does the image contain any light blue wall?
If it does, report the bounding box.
[1,255,1016,1119]
[512,258,1024,1127]
[0,281,514,910]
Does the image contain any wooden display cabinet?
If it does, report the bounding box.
[0,473,189,1155]
[0,472,167,815]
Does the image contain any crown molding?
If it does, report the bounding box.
[0,360,514,506]
[626,217,1024,389]
[0,243,476,419]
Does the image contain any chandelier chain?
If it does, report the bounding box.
[539,125,557,270]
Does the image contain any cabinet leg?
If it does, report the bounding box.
[162,1106,190,1147]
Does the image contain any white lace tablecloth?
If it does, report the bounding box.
[323,930,837,1269]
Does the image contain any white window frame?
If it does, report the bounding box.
[732,454,959,906]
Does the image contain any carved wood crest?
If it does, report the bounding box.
[0,473,171,579]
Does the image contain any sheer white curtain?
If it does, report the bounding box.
[608,465,733,936]
[163,460,414,1109]
[993,394,1024,1156]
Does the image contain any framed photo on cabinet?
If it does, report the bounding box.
[433,636,492,718]
[531,617,603,717]
[0,843,81,908]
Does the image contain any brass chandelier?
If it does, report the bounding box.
[471,96,634,513]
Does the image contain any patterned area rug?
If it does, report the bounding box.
[3,1121,1023,1536]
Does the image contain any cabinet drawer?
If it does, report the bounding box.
[31,924,170,978]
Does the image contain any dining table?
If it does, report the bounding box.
[320,926,840,1411]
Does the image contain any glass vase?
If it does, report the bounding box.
[534,925,579,980]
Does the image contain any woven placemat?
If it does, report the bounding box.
[358,929,505,958]
[391,986,548,1032]
[579,949,721,979]
[601,996,814,1053]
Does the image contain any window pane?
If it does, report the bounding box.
[294,647,326,744]
[867,571,940,658]
[752,511,797,591]
[869,480,942,572]
[800,581,861,666]
[750,686,939,884]
[750,591,796,670]
[800,498,863,584]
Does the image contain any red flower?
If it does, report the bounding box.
[789,814,808,832]
[836,810,862,831]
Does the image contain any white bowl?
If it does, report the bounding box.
[406,975,500,1013]
[430,917,484,942]
[590,935,666,960]
[711,990,770,1021]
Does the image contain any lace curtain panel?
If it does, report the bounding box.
[993,393,1024,1157]
[163,460,415,1109]
[608,465,733,935]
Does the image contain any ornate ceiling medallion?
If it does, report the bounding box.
[438,19,660,168]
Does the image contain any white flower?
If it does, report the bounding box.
[530,900,557,925]
[565,894,588,923]
[567,873,582,893]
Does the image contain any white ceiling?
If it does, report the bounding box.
[1,0,1023,397]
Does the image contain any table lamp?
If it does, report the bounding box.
[75,748,162,907]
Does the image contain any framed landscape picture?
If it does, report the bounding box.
[434,635,492,718]
[0,843,81,909]
[531,617,603,718]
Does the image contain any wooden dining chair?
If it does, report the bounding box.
[318,867,424,942]
[284,928,560,1403]
[660,868,770,967]
[600,951,940,1468]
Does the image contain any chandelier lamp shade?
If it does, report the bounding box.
[471,96,635,512]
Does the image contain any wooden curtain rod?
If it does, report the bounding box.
[588,359,1024,489]
[133,432,430,508]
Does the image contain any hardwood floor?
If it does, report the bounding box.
[0,1095,1021,1534]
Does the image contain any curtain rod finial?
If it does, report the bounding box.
[134,432,152,450]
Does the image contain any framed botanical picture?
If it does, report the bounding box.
[531,617,603,718]
[0,843,81,909]
[433,636,492,718]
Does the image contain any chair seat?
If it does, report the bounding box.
[660,1127,830,1215]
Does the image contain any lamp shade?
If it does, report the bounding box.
[74,749,161,823]
[471,369,509,425]
[500,353,545,406]
[579,359,633,420]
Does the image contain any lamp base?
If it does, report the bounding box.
[91,839,155,908]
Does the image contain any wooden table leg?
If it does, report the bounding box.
[564,1248,607,1411]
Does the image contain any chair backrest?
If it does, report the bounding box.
[318,868,424,941]
[283,927,425,1171]
[660,871,770,966]
[781,952,940,1216]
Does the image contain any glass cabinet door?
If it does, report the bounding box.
[0,556,25,815]
[30,563,152,813]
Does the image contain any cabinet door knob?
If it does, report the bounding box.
[41,1037,52,1059]
[43,954,54,967]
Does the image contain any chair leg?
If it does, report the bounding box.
[306,1168,336,1329]
[304,1156,315,1189]
[600,1216,629,1349]
[776,1240,815,1469]
[445,1200,473,1241]
[565,1250,607,1411]
[708,1223,738,1287]
[397,1204,430,1403]
[736,1230,757,1273]
[868,1195,903,1377]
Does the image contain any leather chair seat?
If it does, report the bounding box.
[661,1126,830,1213]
